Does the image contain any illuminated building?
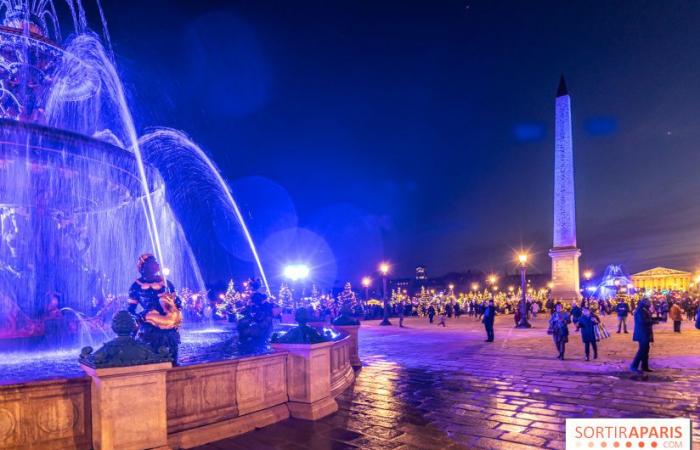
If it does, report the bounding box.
[415,265,427,280]
[631,267,692,291]
[549,76,582,302]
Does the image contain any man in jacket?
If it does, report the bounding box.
[630,299,655,374]
[616,298,630,333]
[482,299,496,342]
[669,302,683,333]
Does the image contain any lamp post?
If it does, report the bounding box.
[379,262,391,326]
[361,276,371,302]
[516,253,532,328]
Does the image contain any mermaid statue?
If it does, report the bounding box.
[127,254,183,364]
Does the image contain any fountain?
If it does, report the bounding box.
[0,1,268,381]
[0,6,357,448]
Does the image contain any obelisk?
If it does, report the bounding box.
[549,76,582,301]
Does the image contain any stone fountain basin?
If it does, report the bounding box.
[0,332,357,449]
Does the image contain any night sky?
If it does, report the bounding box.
[98,0,700,284]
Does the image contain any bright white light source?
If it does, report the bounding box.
[284,264,310,281]
[162,267,171,276]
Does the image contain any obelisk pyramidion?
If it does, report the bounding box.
[549,75,582,302]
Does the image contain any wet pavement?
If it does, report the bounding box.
[200,314,700,449]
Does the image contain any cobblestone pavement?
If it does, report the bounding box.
[200,315,700,449]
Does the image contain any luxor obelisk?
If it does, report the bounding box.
[549,76,582,302]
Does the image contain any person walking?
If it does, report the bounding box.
[427,304,435,324]
[482,299,496,342]
[398,301,405,328]
[571,301,582,327]
[549,303,570,360]
[438,308,447,327]
[669,301,682,333]
[615,298,630,333]
[630,299,655,374]
[577,306,599,361]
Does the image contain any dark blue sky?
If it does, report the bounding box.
[102,0,700,282]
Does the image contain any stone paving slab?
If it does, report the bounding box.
[200,315,700,449]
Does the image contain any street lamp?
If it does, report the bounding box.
[488,274,497,285]
[583,269,593,281]
[361,276,372,301]
[379,262,392,326]
[516,252,532,328]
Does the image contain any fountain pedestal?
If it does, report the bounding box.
[333,324,361,368]
[81,362,172,450]
[271,341,338,420]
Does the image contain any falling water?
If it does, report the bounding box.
[140,128,271,293]
[46,33,168,278]
[0,1,271,382]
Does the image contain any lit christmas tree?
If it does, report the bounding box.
[337,282,357,310]
[224,279,237,303]
[278,282,293,309]
[311,284,321,302]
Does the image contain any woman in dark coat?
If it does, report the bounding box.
[549,303,571,360]
[576,306,599,361]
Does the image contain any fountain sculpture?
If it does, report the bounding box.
[0,1,268,374]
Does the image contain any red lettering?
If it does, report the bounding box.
[673,426,683,439]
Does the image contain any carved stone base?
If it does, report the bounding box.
[82,362,171,450]
[549,247,582,302]
[287,396,338,420]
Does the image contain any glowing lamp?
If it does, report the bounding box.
[547,282,554,289]
[162,267,171,276]
[517,253,528,265]
[361,276,372,288]
[378,262,390,276]
[583,270,593,280]
[488,275,497,284]
[448,283,455,290]
[283,264,310,281]
[471,283,479,291]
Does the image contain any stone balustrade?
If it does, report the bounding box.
[0,334,356,450]
[0,378,92,450]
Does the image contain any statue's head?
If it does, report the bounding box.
[137,253,160,278]
[248,278,262,292]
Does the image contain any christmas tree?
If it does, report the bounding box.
[224,279,237,303]
[278,282,294,309]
